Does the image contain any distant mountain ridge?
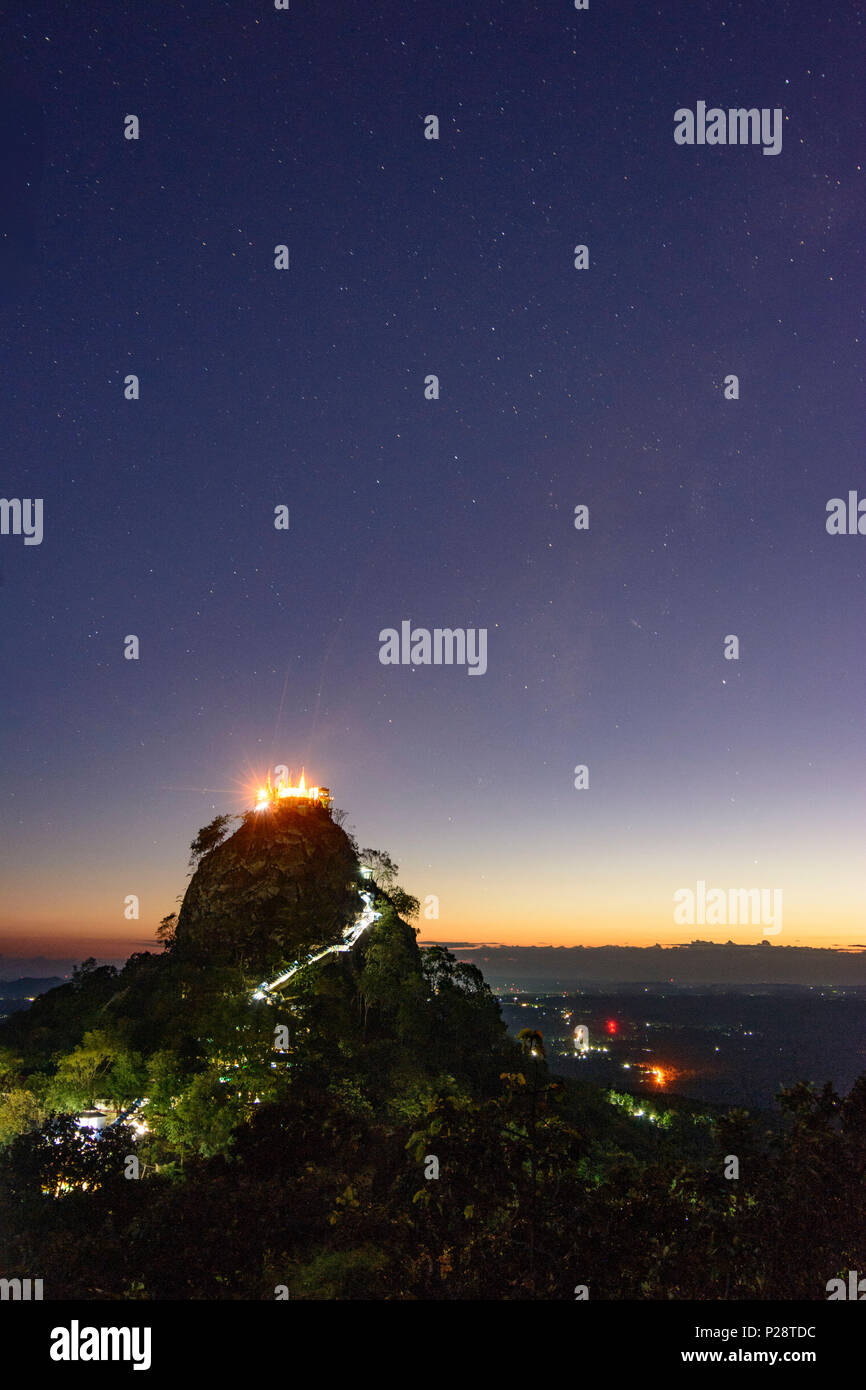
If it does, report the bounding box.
[445,941,866,987]
[0,977,64,996]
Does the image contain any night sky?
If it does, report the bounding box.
[0,1,862,964]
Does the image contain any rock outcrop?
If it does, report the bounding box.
[175,803,360,973]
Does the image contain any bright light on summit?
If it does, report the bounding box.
[254,770,332,810]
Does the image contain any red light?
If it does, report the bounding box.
[606,1019,618,1035]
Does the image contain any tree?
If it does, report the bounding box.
[515,1029,546,1295]
[330,807,356,842]
[189,814,236,868]
[0,1088,43,1146]
[0,1048,23,1092]
[842,1074,866,1172]
[0,1113,135,1199]
[358,923,417,1034]
[390,888,420,921]
[72,957,99,985]
[71,958,118,993]
[157,913,178,949]
[105,1049,147,1109]
[420,946,511,1086]
[358,848,399,891]
[50,1030,121,1109]
[164,1072,245,1158]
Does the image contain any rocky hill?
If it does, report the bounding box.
[175,802,360,973]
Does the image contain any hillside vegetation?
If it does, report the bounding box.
[0,805,864,1298]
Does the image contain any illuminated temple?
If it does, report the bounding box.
[254,770,332,811]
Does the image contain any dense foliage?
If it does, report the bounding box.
[0,810,864,1299]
